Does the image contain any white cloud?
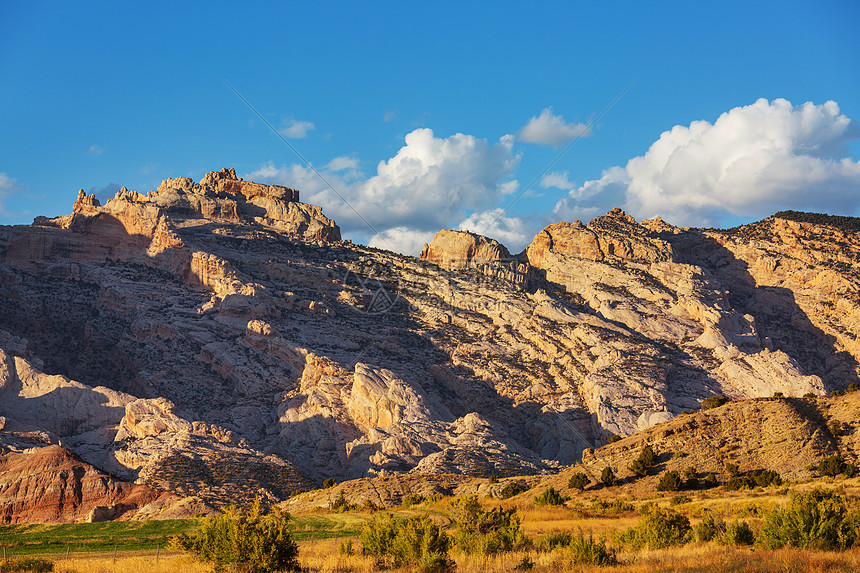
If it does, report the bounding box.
[326,156,360,171]
[368,227,435,256]
[541,171,575,190]
[457,208,535,254]
[556,98,860,227]
[519,107,592,146]
[88,144,103,156]
[0,173,20,217]
[279,119,315,139]
[248,128,520,254]
[383,110,399,123]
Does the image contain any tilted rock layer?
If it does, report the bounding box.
[1,168,859,521]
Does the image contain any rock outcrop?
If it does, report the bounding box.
[0,445,176,524]
[420,229,531,289]
[2,168,860,522]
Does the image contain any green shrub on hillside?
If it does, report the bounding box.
[360,513,452,571]
[535,530,572,552]
[629,445,658,477]
[534,487,569,506]
[684,466,699,489]
[601,467,617,487]
[725,469,782,491]
[818,455,849,477]
[701,395,729,410]
[171,501,299,573]
[450,495,527,555]
[568,472,590,491]
[656,470,683,492]
[569,530,617,566]
[722,520,755,546]
[499,482,522,499]
[694,512,721,542]
[702,473,719,488]
[401,493,425,508]
[758,489,858,550]
[618,507,691,549]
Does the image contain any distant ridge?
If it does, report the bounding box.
[773,210,860,232]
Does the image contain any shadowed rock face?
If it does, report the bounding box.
[1,169,858,521]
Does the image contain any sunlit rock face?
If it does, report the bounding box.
[1,169,856,521]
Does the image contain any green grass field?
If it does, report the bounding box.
[0,513,369,558]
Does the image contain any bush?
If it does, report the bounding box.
[619,507,691,549]
[629,445,657,477]
[702,473,719,489]
[171,501,299,573]
[755,469,783,487]
[818,455,848,477]
[450,495,527,555]
[828,420,843,437]
[670,494,692,506]
[568,472,589,491]
[803,392,816,399]
[607,434,622,443]
[536,530,572,552]
[724,462,739,476]
[847,383,860,393]
[758,489,858,550]
[590,498,635,514]
[322,478,336,488]
[0,558,54,573]
[401,493,425,508]
[831,390,844,397]
[569,530,617,566]
[600,467,616,487]
[701,395,729,410]
[695,512,721,542]
[534,486,569,506]
[499,482,522,499]
[772,392,784,398]
[656,470,683,492]
[723,520,755,546]
[361,513,452,571]
[725,469,782,491]
[684,466,698,489]
[331,491,355,512]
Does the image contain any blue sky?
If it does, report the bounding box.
[2,1,859,254]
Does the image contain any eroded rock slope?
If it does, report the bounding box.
[1,168,858,520]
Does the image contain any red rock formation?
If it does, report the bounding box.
[0,445,176,523]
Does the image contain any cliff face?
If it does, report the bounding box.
[1,167,859,521]
[0,445,178,524]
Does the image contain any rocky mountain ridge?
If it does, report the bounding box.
[1,167,859,521]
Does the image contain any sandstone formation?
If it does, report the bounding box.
[0,445,176,524]
[1,168,859,522]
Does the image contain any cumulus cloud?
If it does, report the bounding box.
[326,156,359,171]
[541,171,575,191]
[88,144,103,156]
[249,128,520,254]
[279,119,315,139]
[368,227,436,256]
[0,173,21,217]
[519,107,592,145]
[457,209,536,254]
[555,98,860,227]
